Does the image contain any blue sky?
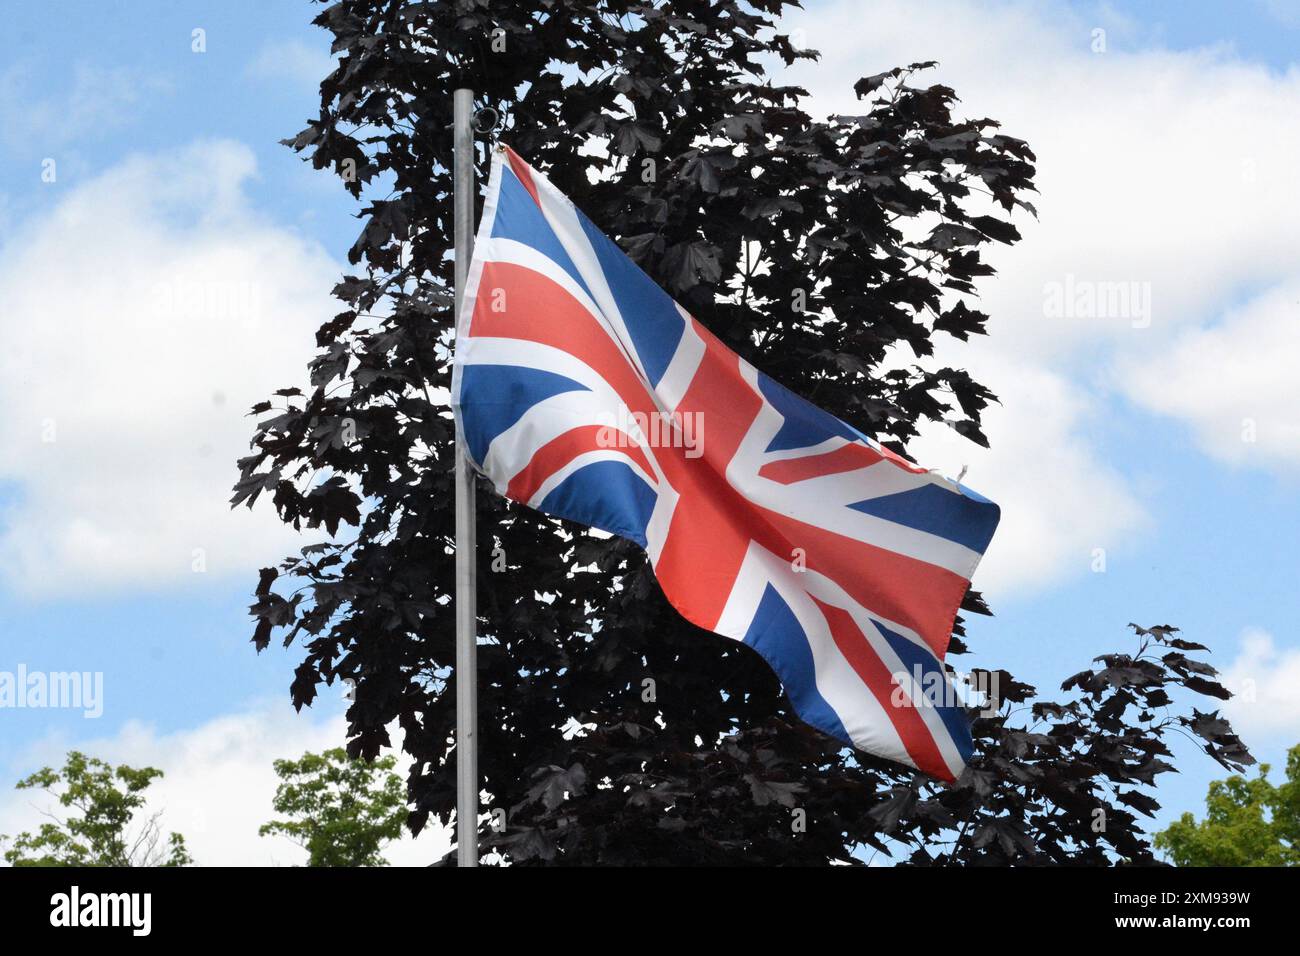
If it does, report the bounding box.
[0,0,1296,864]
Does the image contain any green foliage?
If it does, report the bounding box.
[1155,744,1299,866]
[259,748,407,866]
[1,750,191,867]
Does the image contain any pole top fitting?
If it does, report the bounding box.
[473,105,502,135]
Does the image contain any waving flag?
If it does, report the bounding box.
[452,147,999,781]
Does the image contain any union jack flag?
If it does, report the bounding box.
[452,147,999,781]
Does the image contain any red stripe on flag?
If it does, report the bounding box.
[658,318,966,655]
[877,445,929,475]
[470,262,662,426]
[653,322,765,628]
[503,147,542,207]
[811,598,954,781]
[756,511,967,659]
[507,425,657,502]
[468,266,965,661]
[758,443,884,485]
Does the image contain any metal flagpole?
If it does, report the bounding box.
[452,87,479,868]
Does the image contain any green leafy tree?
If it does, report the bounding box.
[260,748,407,866]
[1,750,191,867]
[1156,743,1299,866]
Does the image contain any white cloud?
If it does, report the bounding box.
[771,0,1300,594]
[1118,279,1300,469]
[0,702,450,866]
[909,347,1145,600]
[784,0,1300,366]
[1221,628,1300,739]
[0,140,337,596]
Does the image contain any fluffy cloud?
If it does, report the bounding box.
[0,702,450,866]
[785,0,1300,353]
[782,0,1300,376]
[772,0,1300,595]
[908,346,1145,599]
[0,141,336,596]
[1220,628,1300,739]
[1119,279,1300,469]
